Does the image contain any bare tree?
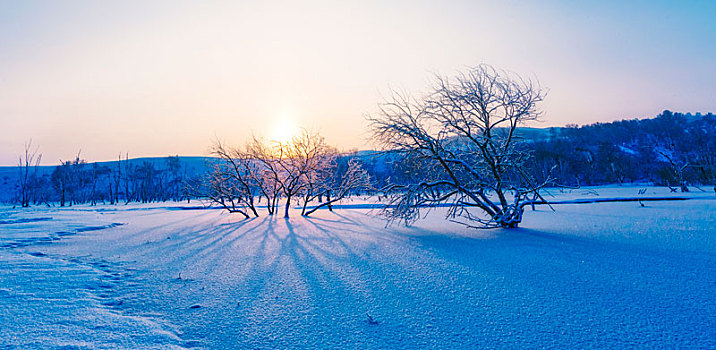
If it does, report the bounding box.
[17,140,42,207]
[369,64,549,228]
[246,136,283,216]
[205,140,260,218]
[275,130,332,218]
[194,137,285,217]
[110,153,122,204]
[122,153,132,204]
[299,143,339,215]
[656,148,690,192]
[301,158,371,216]
[51,152,87,207]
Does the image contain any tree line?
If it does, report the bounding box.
[13,151,190,207]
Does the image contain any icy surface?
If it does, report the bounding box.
[1,188,715,348]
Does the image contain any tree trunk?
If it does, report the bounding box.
[284,195,291,218]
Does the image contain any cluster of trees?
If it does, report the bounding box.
[526,111,716,191]
[13,152,190,207]
[191,131,371,218]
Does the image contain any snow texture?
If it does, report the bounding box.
[1,186,715,349]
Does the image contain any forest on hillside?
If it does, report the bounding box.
[526,110,715,189]
[364,110,715,192]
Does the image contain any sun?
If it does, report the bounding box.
[270,116,298,144]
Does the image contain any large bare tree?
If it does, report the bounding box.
[369,64,550,228]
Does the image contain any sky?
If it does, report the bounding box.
[1,0,715,166]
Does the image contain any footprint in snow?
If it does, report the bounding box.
[102,300,124,307]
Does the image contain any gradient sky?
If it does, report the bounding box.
[1,0,715,165]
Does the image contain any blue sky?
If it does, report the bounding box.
[1,0,714,165]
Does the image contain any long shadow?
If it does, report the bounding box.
[74,205,716,348]
[111,209,219,242]
[139,216,268,270]
[225,214,391,327]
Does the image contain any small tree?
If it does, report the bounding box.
[204,140,261,218]
[17,140,42,207]
[109,154,122,204]
[369,64,549,228]
[51,153,86,207]
[301,158,371,216]
[656,149,690,192]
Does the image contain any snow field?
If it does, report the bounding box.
[1,187,715,348]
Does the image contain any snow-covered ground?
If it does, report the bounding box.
[1,186,715,349]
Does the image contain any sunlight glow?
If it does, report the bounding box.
[270,115,298,144]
